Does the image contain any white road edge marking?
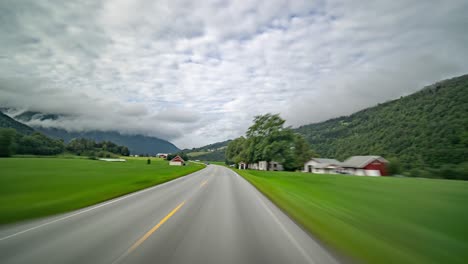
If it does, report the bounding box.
[227,168,323,264]
[0,168,208,241]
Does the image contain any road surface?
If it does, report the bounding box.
[0,165,340,264]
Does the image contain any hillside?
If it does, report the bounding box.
[185,139,231,152]
[0,109,180,155]
[184,139,231,161]
[295,74,468,170]
[35,127,180,155]
[0,112,34,134]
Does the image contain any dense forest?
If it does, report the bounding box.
[0,127,130,158]
[295,74,468,179]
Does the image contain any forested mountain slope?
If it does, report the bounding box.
[183,139,231,161]
[0,110,180,155]
[295,74,468,170]
[35,127,180,155]
[0,112,34,134]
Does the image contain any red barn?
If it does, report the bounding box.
[340,156,388,176]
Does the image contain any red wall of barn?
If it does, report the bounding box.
[364,161,388,176]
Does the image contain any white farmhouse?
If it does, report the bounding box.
[169,155,185,166]
[247,161,283,171]
[304,158,341,174]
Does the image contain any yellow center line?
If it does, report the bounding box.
[126,201,185,254]
[113,176,215,264]
[200,180,208,187]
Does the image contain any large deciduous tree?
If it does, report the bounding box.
[227,113,315,171]
[225,136,247,164]
[0,128,16,157]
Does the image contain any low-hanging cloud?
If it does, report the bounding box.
[1,0,467,148]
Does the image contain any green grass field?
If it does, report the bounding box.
[0,157,204,224]
[236,169,468,264]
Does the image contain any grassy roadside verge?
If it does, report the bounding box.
[235,169,468,264]
[0,157,205,224]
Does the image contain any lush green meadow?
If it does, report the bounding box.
[0,157,204,224]
[236,170,468,264]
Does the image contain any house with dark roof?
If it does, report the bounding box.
[304,158,341,174]
[340,156,388,176]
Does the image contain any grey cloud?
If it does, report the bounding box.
[1,0,467,147]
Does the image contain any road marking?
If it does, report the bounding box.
[0,168,207,241]
[200,180,208,187]
[113,201,186,264]
[229,169,320,264]
[129,201,185,252]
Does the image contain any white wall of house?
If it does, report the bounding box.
[169,161,183,166]
[258,161,268,171]
[304,160,320,172]
[270,162,284,171]
[239,163,247,170]
[243,161,284,171]
[342,168,381,176]
[365,170,381,176]
[248,163,259,170]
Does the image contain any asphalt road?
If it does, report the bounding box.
[0,165,340,264]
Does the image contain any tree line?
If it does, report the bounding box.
[0,128,130,158]
[226,114,314,171]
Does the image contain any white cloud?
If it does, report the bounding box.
[0,0,467,148]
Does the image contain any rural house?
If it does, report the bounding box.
[157,153,168,159]
[340,156,388,176]
[169,155,185,166]
[245,161,284,171]
[238,162,247,170]
[303,158,341,174]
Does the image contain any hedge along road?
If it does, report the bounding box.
[0,165,339,264]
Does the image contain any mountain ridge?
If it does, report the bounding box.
[0,110,180,155]
[181,74,468,169]
[295,74,468,169]
[35,127,180,155]
[0,112,35,134]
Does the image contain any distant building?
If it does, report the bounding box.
[238,162,247,170]
[340,156,388,176]
[98,158,126,162]
[304,158,341,174]
[169,155,185,166]
[157,153,168,159]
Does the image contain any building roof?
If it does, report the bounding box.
[341,156,388,168]
[170,155,185,162]
[314,163,340,169]
[312,158,341,164]
[305,158,341,169]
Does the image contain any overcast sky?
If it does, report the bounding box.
[1,0,467,148]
